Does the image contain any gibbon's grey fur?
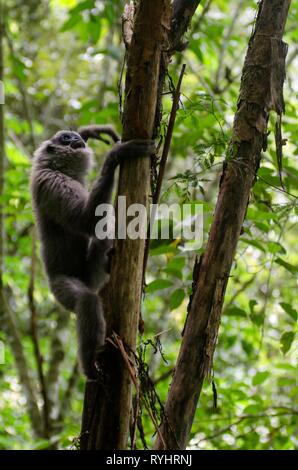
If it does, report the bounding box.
[31,125,154,379]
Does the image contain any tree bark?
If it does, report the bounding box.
[170,0,202,50]
[80,0,171,450]
[154,0,291,450]
[80,0,202,451]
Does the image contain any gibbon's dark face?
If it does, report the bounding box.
[33,130,92,180]
[53,130,86,149]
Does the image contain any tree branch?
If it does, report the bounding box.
[80,0,203,451]
[142,64,186,288]
[155,0,291,450]
[171,0,202,51]
[80,0,172,450]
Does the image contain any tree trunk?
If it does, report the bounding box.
[80,0,171,450]
[80,0,202,451]
[154,0,291,450]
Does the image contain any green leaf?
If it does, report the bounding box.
[250,312,264,327]
[280,331,296,354]
[11,56,27,81]
[61,1,95,32]
[252,371,270,386]
[267,242,286,254]
[243,404,263,414]
[248,300,265,326]
[88,14,101,43]
[167,257,185,270]
[241,238,266,252]
[254,221,270,233]
[61,13,81,32]
[280,303,297,322]
[246,208,278,221]
[146,279,173,293]
[275,258,298,275]
[249,300,258,313]
[225,307,247,318]
[163,267,183,280]
[170,289,185,310]
[70,0,94,14]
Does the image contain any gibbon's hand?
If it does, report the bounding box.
[111,139,155,163]
[78,124,120,145]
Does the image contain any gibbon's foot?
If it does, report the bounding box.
[84,346,106,381]
[95,343,107,356]
[94,343,108,374]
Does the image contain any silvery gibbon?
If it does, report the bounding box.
[31,125,154,379]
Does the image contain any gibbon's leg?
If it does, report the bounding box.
[76,292,105,379]
[50,275,106,379]
[84,238,113,291]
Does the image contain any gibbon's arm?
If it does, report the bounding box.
[36,160,118,237]
[36,139,155,236]
[78,124,120,144]
[84,139,155,232]
[36,169,91,235]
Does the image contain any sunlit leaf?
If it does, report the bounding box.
[170,289,185,310]
[146,279,173,293]
[280,331,296,354]
[252,371,270,386]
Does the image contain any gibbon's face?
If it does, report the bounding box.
[52,130,86,150]
[33,130,92,179]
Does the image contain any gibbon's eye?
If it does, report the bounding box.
[60,134,72,145]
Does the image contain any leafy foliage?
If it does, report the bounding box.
[0,0,297,450]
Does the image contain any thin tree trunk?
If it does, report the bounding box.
[80,0,202,451]
[80,0,171,450]
[155,0,291,450]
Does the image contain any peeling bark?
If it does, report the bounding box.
[154,0,291,450]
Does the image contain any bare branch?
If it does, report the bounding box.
[142,64,186,287]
